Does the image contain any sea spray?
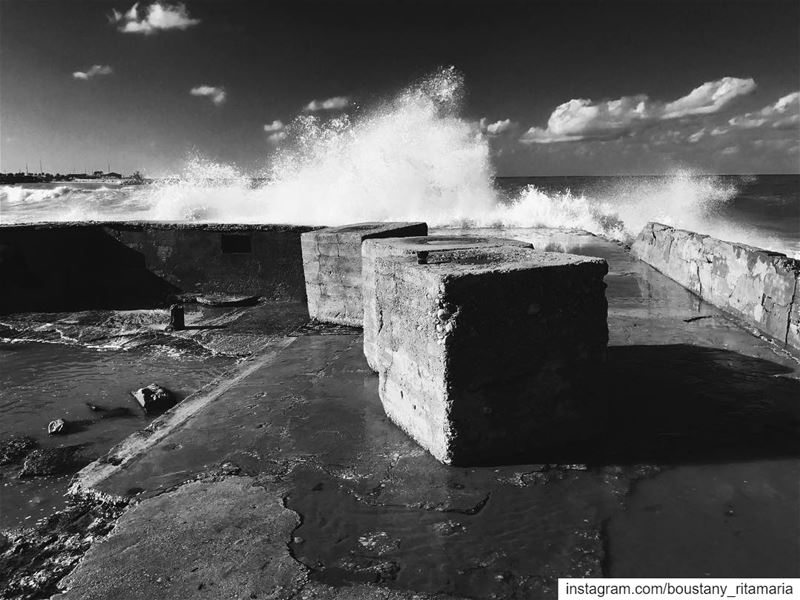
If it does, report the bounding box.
[141,67,496,225]
[0,69,795,256]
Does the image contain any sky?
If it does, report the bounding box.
[1,0,798,176]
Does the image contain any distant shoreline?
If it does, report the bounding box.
[0,173,148,186]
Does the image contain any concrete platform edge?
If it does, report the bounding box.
[68,336,297,502]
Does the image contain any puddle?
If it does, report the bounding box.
[0,340,234,528]
[287,463,628,597]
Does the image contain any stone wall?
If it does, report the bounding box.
[631,222,799,353]
[0,222,315,313]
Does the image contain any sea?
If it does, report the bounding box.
[1,69,797,255]
[1,173,798,258]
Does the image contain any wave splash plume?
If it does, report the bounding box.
[1,67,788,254]
[144,67,496,225]
[500,172,743,243]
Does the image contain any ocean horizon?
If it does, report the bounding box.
[2,172,798,258]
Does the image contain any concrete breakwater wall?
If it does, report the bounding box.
[632,222,800,353]
[0,222,316,313]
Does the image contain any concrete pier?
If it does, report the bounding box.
[5,227,800,600]
[46,228,800,600]
[632,222,800,354]
[361,235,533,371]
[371,246,609,465]
[300,222,427,326]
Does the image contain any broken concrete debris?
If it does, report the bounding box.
[167,303,185,331]
[131,383,176,415]
[301,222,428,326]
[196,293,259,307]
[47,418,68,436]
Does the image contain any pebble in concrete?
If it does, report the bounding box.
[301,222,428,326]
[362,235,534,371]
[371,247,609,466]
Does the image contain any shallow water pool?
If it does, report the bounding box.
[0,340,234,528]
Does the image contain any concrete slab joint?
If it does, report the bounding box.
[367,246,609,466]
[631,222,800,354]
[300,222,428,326]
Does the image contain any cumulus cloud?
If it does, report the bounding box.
[520,77,756,144]
[72,64,113,80]
[662,77,756,118]
[725,91,800,132]
[190,85,226,106]
[264,120,287,144]
[110,2,200,34]
[263,120,285,133]
[303,96,351,112]
[479,117,517,136]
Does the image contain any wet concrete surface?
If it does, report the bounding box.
[0,301,309,530]
[55,229,800,598]
[0,341,233,529]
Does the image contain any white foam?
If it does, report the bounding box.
[0,69,794,257]
[0,185,76,204]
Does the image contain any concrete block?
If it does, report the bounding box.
[632,222,800,354]
[788,281,800,351]
[372,247,608,466]
[362,235,534,371]
[301,222,427,326]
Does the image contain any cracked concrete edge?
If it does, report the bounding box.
[56,473,465,600]
[67,336,298,503]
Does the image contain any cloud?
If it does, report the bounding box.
[303,96,351,112]
[662,77,756,118]
[264,121,287,144]
[687,128,706,143]
[727,91,800,131]
[72,64,113,80]
[479,118,517,136]
[520,77,756,144]
[267,131,288,144]
[190,85,226,106]
[263,120,285,133]
[110,2,200,34]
